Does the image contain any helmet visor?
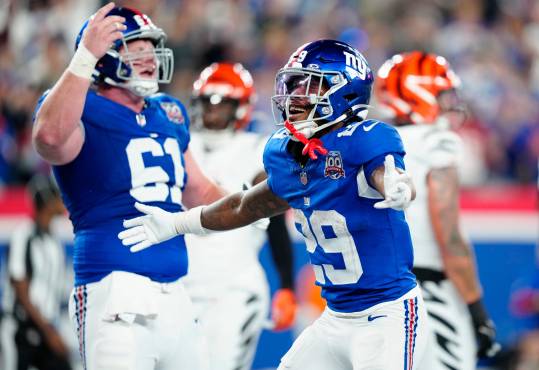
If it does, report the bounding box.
[271,69,338,127]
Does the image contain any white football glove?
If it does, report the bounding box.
[118,202,205,252]
[373,155,412,211]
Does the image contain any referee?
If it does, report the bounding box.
[7,175,71,370]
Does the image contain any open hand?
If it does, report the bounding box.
[118,202,179,252]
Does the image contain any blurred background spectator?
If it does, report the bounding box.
[0,0,537,186]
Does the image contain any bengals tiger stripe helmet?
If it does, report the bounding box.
[192,62,255,130]
[375,51,461,125]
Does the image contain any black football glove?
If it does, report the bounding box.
[468,299,501,359]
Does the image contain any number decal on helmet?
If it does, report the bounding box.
[296,51,308,63]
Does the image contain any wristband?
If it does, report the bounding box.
[68,43,98,80]
[173,206,211,236]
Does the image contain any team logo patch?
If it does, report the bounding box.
[324,151,345,179]
[160,102,185,124]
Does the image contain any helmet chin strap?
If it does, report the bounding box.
[288,121,317,140]
[103,77,159,97]
[284,120,328,160]
[125,79,159,97]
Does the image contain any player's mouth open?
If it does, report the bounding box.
[289,105,310,121]
[136,65,156,78]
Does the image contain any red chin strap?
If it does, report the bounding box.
[284,120,328,160]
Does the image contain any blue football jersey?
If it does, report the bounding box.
[34,90,191,285]
[263,120,416,313]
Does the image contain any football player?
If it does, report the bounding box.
[183,62,296,370]
[32,3,224,369]
[119,39,429,370]
[375,51,500,370]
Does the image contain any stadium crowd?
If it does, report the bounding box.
[0,0,537,186]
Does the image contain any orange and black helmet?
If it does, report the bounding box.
[375,51,461,125]
[192,62,255,130]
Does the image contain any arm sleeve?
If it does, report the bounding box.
[266,213,294,290]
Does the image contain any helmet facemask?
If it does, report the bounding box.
[193,94,240,131]
[104,30,173,97]
[191,63,255,131]
[190,94,241,151]
[272,68,369,139]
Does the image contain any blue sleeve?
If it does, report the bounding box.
[349,120,406,167]
[364,152,406,189]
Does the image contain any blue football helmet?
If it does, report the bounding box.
[272,39,374,138]
[75,7,173,97]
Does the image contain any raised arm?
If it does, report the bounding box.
[33,2,125,165]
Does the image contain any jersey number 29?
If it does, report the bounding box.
[295,209,363,285]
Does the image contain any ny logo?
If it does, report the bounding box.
[343,51,368,80]
[133,14,154,30]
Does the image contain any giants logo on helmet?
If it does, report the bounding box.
[343,51,368,80]
[133,14,153,30]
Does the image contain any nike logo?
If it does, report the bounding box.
[362,121,379,132]
[367,314,387,322]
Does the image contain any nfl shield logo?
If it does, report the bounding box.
[135,113,146,127]
[324,151,345,179]
[300,171,308,185]
[160,102,185,124]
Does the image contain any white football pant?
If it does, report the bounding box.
[68,271,208,370]
[278,287,428,370]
